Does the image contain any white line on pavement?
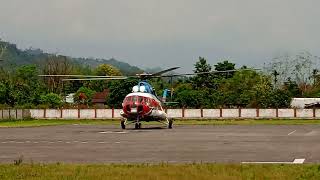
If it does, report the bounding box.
[242,158,305,164]
[293,159,305,164]
[99,131,127,134]
[288,130,296,136]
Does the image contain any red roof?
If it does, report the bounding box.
[92,89,109,103]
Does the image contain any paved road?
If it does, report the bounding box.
[1,124,320,163]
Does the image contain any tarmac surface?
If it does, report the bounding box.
[1,124,320,163]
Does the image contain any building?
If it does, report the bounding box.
[291,98,320,109]
[92,89,109,108]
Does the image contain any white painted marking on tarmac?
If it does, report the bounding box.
[98,142,106,144]
[116,132,127,134]
[81,142,88,144]
[293,159,305,164]
[1,142,7,143]
[115,142,121,144]
[242,158,305,164]
[99,131,108,134]
[288,130,296,136]
[99,131,127,134]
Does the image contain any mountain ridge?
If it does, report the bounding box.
[0,39,143,75]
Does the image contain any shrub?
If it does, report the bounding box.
[40,93,62,108]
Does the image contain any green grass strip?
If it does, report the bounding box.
[1,119,320,127]
[0,163,319,180]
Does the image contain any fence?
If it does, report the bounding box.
[0,109,30,119]
[1,108,320,120]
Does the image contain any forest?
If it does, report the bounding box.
[0,40,320,109]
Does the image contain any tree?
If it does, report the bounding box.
[264,51,320,90]
[191,57,214,89]
[74,87,96,106]
[218,70,271,108]
[9,65,44,106]
[267,89,291,108]
[95,64,122,76]
[283,78,302,98]
[175,89,204,108]
[42,55,74,93]
[214,60,235,79]
[0,82,8,104]
[40,93,62,108]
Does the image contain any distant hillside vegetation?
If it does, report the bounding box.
[74,58,142,75]
[0,40,143,75]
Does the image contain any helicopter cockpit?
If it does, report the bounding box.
[132,81,156,96]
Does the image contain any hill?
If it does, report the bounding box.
[0,39,143,75]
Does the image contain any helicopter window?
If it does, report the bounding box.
[124,97,130,103]
[132,86,139,92]
[144,97,150,105]
[132,96,137,103]
[138,96,143,103]
[140,86,146,92]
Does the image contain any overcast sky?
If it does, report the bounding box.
[0,0,319,71]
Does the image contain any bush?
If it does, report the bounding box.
[40,93,62,108]
[74,87,96,106]
[14,103,35,109]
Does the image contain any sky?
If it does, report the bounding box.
[0,0,320,71]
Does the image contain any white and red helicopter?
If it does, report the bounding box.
[40,67,181,129]
[41,67,256,129]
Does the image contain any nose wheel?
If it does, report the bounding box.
[167,118,173,129]
[135,122,141,129]
[121,120,126,129]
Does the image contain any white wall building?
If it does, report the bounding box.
[291,98,320,108]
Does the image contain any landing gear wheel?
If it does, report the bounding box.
[121,121,126,129]
[135,123,142,129]
[168,119,173,129]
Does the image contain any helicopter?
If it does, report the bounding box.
[40,67,257,129]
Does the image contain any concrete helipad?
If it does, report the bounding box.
[1,124,320,163]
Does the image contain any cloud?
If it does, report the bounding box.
[0,0,320,70]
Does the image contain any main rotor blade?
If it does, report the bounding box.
[39,75,126,78]
[151,67,180,76]
[154,68,261,78]
[62,77,128,81]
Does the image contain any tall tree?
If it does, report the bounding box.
[42,55,74,93]
[214,60,236,79]
[191,57,214,89]
[265,51,320,90]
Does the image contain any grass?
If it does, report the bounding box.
[0,119,320,128]
[174,119,320,125]
[1,119,320,127]
[0,163,320,180]
[0,119,119,127]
